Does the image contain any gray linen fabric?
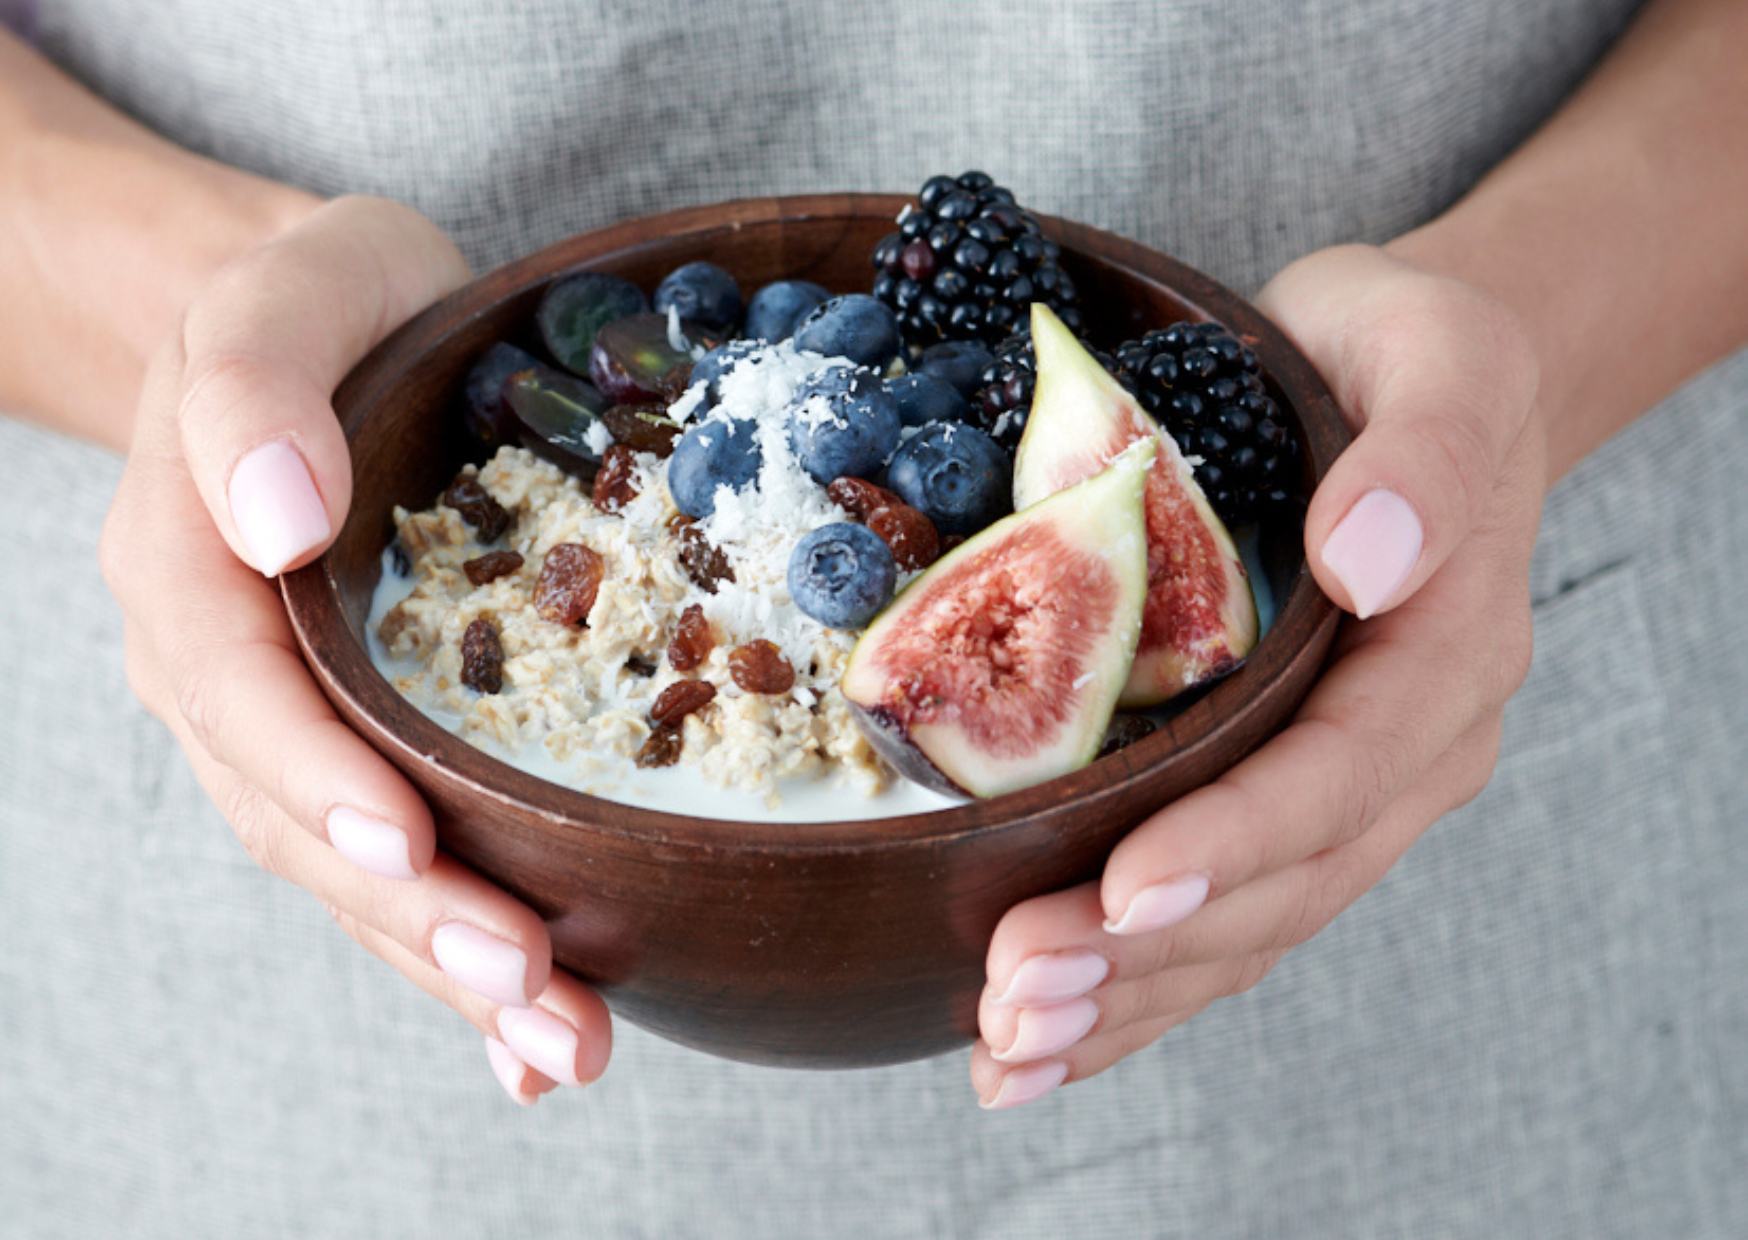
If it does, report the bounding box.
[4,1,1743,1236]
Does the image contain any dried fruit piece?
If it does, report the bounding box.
[672,517,735,594]
[635,723,684,769]
[666,603,714,671]
[865,503,941,571]
[592,444,641,512]
[649,678,717,727]
[624,655,659,678]
[462,550,524,587]
[1015,305,1257,707]
[600,403,683,457]
[728,640,796,694]
[826,475,904,521]
[841,440,1155,798]
[443,476,512,543]
[461,618,505,694]
[533,543,605,625]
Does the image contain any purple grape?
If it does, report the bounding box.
[536,271,649,376]
[501,363,612,479]
[589,312,720,406]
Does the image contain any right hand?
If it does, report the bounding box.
[99,195,612,1105]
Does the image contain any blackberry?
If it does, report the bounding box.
[871,171,1083,351]
[971,328,1124,453]
[1114,320,1299,524]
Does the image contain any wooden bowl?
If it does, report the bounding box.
[281,194,1348,1069]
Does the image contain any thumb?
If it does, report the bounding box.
[149,195,470,576]
[1255,244,1540,618]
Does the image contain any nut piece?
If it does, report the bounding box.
[462,549,524,587]
[460,618,505,694]
[728,640,796,694]
[533,543,605,625]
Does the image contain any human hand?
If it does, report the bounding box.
[99,196,611,1105]
[971,243,1547,1108]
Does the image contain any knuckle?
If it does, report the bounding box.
[171,657,228,759]
[1228,951,1284,998]
[224,781,289,875]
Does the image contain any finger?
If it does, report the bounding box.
[158,194,469,576]
[1256,245,1541,617]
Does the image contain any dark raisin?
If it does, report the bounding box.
[533,543,605,625]
[592,443,641,512]
[600,404,683,457]
[443,476,511,542]
[462,549,524,587]
[635,722,684,768]
[649,678,716,727]
[826,475,904,521]
[667,603,714,671]
[460,618,505,694]
[390,542,412,578]
[865,503,941,571]
[673,518,735,594]
[1097,713,1158,759]
[624,655,659,677]
[728,640,796,694]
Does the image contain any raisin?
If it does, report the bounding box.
[592,443,641,512]
[649,678,716,727]
[728,640,795,694]
[443,475,511,542]
[826,475,904,521]
[1096,713,1158,759]
[462,549,524,587]
[624,655,659,678]
[672,518,735,594]
[865,503,941,571]
[460,618,505,694]
[533,543,605,625]
[601,404,683,457]
[635,722,684,769]
[667,603,714,671]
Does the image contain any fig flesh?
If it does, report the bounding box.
[1014,306,1257,707]
[841,440,1155,799]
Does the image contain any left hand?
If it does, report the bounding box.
[972,243,1548,1109]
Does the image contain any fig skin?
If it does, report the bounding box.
[841,441,1154,800]
[1015,305,1258,707]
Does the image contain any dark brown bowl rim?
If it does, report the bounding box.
[283,193,1347,855]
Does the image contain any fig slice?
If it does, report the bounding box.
[841,439,1155,799]
[1014,305,1258,707]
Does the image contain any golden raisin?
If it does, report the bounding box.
[728,640,795,695]
[826,475,904,521]
[533,543,605,625]
[649,678,716,727]
[592,444,641,512]
[667,603,714,672]
[462,549,524,587]
[865,503,941,571]
[601,404,683,457]
[443,475,511,542]
[460,618,504,694]
[635,723,684,768]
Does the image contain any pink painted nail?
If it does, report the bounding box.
[430,922,530,1008]
[484,1037,538,1106]
[497,1006,583,1087]
[980,1059,1070,1111]
[227,438,331,577]
[1104,873,1211,936]
[990,997,1101,1064]
[991,949,1110,1007]
[325,806,417,881]
[1320,488,1423,619]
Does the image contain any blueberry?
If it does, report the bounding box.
[787,523,897,629]
[785,367,902,484]
[654,261,743,334]
[791,294,902,370]
[884,421,1012,536]
[913,340,996,397]
[889,372,971,429]
[744,279,830,342]
[536,271,649,375]
[686,338,766,409]
[667,415,764,519]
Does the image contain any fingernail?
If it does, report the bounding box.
[990,997,1101,1064]
[484,1036,538,1107]
[228,438,331,577]
[1320,488,1423,619]
[431,922,530,1008]
[497,1006,584,1087]
[990,949,1110,1007]
[325,806,417,881]
[1104,873,1211,936]
[980,1059,1070,1111]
